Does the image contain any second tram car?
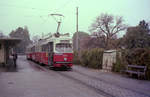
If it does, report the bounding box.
[26,33,73,69]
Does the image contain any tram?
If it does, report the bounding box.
[27,14,73,69]
[26,33,73,69]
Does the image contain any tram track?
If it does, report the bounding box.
[28,61,149,97]
[57,71,115,97]
[29,61,115,97]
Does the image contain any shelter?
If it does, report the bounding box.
[102,50,119,72]
[0,37,21,65]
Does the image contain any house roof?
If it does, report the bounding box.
[104,50,117,53]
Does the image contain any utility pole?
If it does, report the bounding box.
[42,32,44,38]
[76,7,79,51]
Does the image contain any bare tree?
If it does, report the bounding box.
[9,26,32,54]
[89,13,127,49]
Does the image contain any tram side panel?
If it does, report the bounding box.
[34,52,37,62]
[36,52,41,63]
[39,52,42,64]
[41,52,47,65]
[26,48,32,60]
[29,53,32,59]
[32,52,35,61]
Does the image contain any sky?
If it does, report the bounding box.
[0,0,150,38]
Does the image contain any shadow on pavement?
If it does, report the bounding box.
[0,58,18,72]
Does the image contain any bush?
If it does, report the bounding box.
[80,50,89,67]
[124,48,150,80]
[80,48,104,69]
[125,48,150,66]
[112,51,127,72]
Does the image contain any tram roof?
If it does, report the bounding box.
[27,33,72,48]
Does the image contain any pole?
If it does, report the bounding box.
[76,7,79,51]
[42,32,44,38]
[56,21,61,34]
[50,14,64,35]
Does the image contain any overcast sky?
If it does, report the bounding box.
[0,0,150,38]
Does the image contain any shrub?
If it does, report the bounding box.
[80,48,104,69]
[112,51,127,72]
[80,50,89,67]
[125,48,150,66]
[124,48,150,80]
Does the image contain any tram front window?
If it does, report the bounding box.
[55,43,72,53]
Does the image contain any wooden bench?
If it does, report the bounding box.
[126,65,147,79]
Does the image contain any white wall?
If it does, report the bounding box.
[102,50,117,72]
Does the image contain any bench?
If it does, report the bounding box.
[126,65,147,79]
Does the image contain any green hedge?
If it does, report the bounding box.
[112,51,127,72]
[125,48,150,79]
[113,48,150,80]
[80,48,104,69]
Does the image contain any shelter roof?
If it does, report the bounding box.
[0,37,21,47]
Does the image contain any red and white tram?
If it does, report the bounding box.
[26,33,73,69]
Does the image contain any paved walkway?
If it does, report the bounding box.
[72,65,150,96]
[0,56,104,97]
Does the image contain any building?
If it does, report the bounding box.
[0,37,21,65]
[102,50,119,72]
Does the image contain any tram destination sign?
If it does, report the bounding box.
[60,40,70,43]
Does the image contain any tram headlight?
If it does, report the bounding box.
[64,58,67,61]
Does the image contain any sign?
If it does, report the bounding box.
[60,40,70,43]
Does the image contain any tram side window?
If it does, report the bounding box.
[48,42,53,52]
[31,48,32,52]
[28,48,31,52]
[42,45,45,52]
[42,45,47,52]
[46,44,49,52]
[33,47,35,52]
[31,46,35,52]
[42,43,53,52]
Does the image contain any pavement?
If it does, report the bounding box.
[0,55,150,97]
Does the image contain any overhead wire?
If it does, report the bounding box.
[0,3,51,12]
[40,0,78,26]
[0,0,80,18]
[0,0,80,35]
[39,0,74,24]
